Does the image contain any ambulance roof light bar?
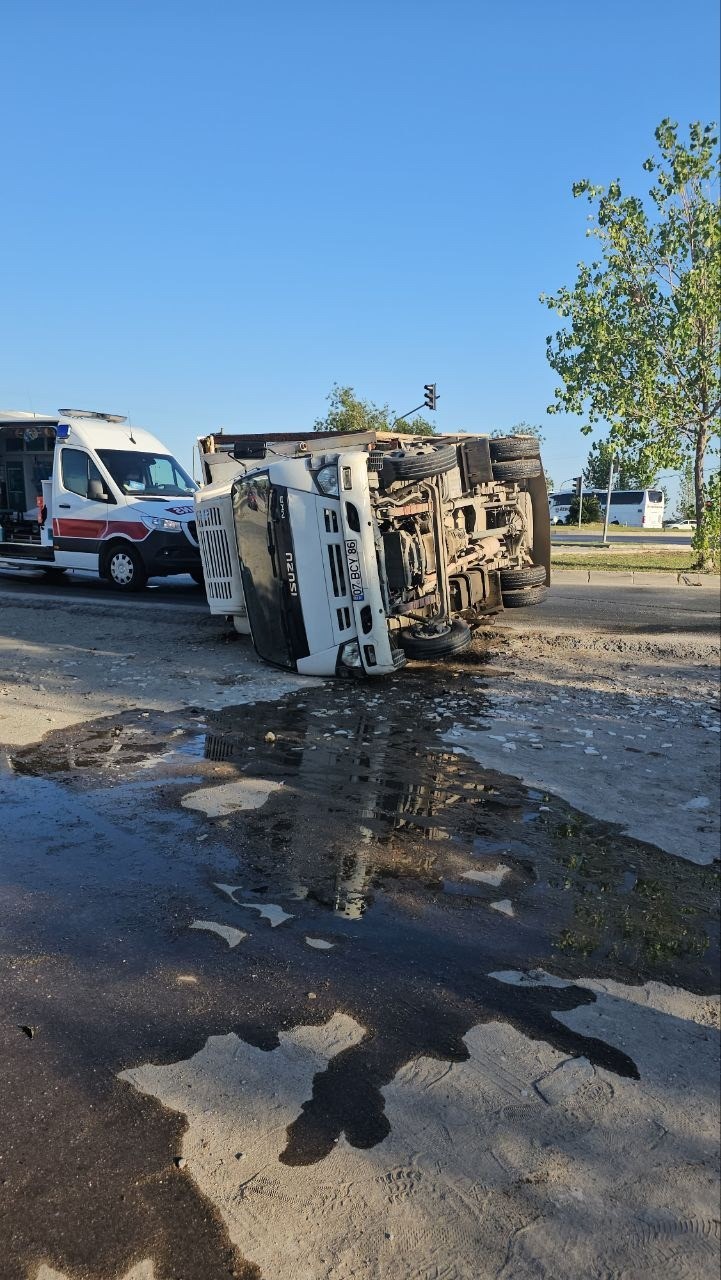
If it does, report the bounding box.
[58,409,128,423]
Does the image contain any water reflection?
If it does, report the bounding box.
[201,696,719,988]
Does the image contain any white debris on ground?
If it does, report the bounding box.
[461,863,511,886]
[120,983,720,1280]
[237,902,294,927]
[181,777,282,816]
[305,937,335,949]
[189,920,248,948]
[442,623,720,865]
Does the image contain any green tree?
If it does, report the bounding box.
[490,420,546,445]
[541,119,720,568]
[582,438,659,490]
[567,493,602,524]
[675,458,696,520]
[313,384,435,436]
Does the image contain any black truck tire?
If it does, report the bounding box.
[500,564,547,591]
[491,457,543,482]
[102,543,148,592]
[501,585,548,608]
[383,443,458,484]
[489,435,541,462]
[398,617,472,659]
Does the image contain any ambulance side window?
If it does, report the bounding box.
[61,449,114,501]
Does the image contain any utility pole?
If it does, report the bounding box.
[602,452,615,546]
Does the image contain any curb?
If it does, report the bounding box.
[551,568,715,587]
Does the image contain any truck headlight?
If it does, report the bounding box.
[316,465,340,497]
[338,640,362,669]
[140,514,182,531]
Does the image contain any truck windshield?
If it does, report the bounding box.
[96,450,197,498]
[232,475,293,669]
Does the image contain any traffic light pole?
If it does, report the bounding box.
[393,403,427,425]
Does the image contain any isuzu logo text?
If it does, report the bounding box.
[285,551,298,594]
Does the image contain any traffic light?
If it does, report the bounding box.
[573,476,583,496]
[423,383,438,411]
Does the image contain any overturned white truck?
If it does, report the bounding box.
[194,430,550,677]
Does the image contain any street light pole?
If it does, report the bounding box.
[602,453,615,545]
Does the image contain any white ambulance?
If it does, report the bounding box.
[0,409,202,589]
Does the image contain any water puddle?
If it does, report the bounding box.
[5,672,720,1171]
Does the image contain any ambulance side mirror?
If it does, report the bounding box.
[88,479,110,502]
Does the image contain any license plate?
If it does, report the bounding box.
[344,539,365,601]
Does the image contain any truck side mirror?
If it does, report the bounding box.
[88,478,109,502]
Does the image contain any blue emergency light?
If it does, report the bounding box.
[56,423,70,439]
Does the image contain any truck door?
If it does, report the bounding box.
[54,447,116,569]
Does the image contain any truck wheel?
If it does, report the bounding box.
[383,443,458,484]
[500,564,547,591]
[491,457,542,482]
[502,585,548,608]
[103,543,148,591]
[489,435,541,462]
[399,617,472,659]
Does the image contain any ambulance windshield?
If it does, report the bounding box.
[97,451,197,499]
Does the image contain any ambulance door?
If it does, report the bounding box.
[54,446,116,570]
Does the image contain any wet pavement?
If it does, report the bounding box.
[1,669,719,1279]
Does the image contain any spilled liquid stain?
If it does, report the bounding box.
[4,672,720,1276]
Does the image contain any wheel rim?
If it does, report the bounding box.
[412,621,452,641]
[110,551,134,584]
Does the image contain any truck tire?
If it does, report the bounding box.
[499,564,547,591]
[383,443,458,484]
[398,617,472,659]
[102,543,148,592]
[489,435,541,462]
[502,585,548,608]
[491,457,542,482]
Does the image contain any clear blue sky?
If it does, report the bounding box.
[2,0,719,496]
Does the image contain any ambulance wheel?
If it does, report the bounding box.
[103,543,148,591]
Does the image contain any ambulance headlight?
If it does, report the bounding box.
[316,465,340,497]
[140,514,182,531]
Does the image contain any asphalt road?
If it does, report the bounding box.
[0,566,205,606]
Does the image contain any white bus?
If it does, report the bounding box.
[549,488,665,528]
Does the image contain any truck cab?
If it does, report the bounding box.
[195,430,551,677]
[0,409,202,589]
